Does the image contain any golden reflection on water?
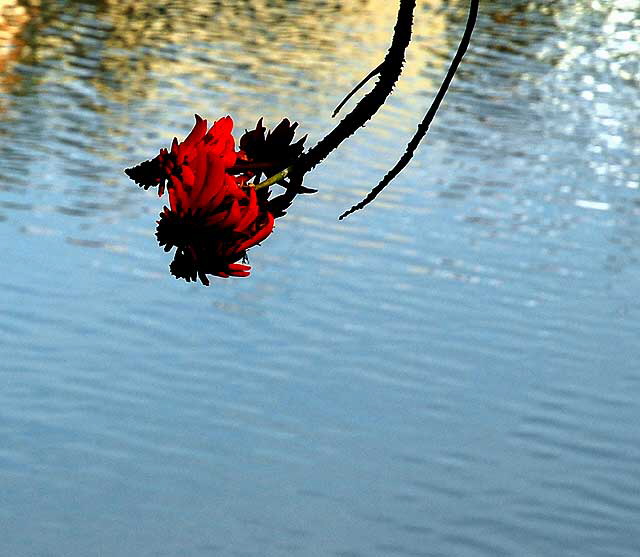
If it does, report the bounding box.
[0,0,29,101]
[3,0,448,110]
[94,0,447,107]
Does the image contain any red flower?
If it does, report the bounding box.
[126,114,309,284]
[150,115,275,284]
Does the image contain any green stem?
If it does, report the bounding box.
[253,166,291,191]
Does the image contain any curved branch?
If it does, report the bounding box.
[339,0,479,220]
[292,0,417,179]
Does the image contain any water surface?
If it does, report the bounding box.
[1,1,640,556]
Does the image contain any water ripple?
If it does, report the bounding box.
[2,1,640,556]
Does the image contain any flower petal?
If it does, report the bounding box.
[219,199,242,229]
[197,153,228,210]
[233,187,259,233]
[234,212,274,253]
[226,263,251,277]
[182,114,208,150]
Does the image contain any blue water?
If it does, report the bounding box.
[1,1,640,556]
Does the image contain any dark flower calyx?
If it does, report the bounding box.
[125,156,164,190]
[155,206,212,252]
[238,118,307,180]
[170,247,252,285]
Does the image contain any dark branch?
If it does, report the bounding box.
[292,0,417,180]
[339,0,479,220]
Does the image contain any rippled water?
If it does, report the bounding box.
[1,0,640,555]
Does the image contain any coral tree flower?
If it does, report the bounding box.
[125,114,307,285]
[128,115,274,284]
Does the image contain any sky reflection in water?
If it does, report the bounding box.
[1,1,640,556]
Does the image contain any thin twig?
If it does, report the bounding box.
[332,63,383,118]
[339,0,479,220]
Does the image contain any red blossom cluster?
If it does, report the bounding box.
[125,114,305,285]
